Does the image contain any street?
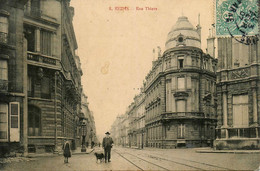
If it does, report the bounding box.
[1,147,259,171]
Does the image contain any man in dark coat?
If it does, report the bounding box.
[102,132,113,163]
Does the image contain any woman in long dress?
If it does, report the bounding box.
[63,140,71,163]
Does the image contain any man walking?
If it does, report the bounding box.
[102,132,113,163]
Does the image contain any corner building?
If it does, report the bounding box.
[144,16,217,148]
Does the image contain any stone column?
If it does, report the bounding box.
[222,90,228,139]
[252,87,258,124]
[223,92,228,127]
[23,36,28,156]
[35,28,41,52]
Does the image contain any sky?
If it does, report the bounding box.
[70,0,213,139]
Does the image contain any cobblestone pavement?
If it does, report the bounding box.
[1,147,260,170]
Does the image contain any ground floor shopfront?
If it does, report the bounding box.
[146,117,216,149]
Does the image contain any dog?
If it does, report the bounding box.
[94,152,104,163]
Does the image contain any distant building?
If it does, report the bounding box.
[134,91,146,149]
[81,93,97,146]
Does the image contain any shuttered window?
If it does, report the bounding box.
[177,77,185,90]
[233,95,249,127]
[40,30,52,56]
[0,103,8,141]
[10,102,20,142]
[177,100,185,112]
[0,16,8,43]
[0,60,8,80]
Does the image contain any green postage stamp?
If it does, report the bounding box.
[216,0,258,36]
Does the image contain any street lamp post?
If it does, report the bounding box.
[90,129,93,148]
[81,120,86,152]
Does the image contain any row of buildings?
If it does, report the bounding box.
[0,0,97,155]
[110,13,260,150]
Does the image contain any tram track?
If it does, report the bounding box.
[144,153,232,170]
[114,149,170,171]
[114,148,233,170]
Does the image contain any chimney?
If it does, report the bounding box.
[196,13,202,40]
[69,7,74,19]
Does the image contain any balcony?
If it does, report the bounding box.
[27,52,57,66]
[24,6,42,18]
[0,80,8,92]
[162,112,205,120]
[218,66,256,83]
[0,32,7,44]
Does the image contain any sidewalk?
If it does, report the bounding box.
[196,148,260,154]
[27,147,94,158]
[72,147,94,155]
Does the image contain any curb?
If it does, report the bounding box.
[27,153,60,158]
[196,150,260,154]
[26,149,95,158]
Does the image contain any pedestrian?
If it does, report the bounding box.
[102,132,113,163]
[91,141,95,149]
[62,139,71,163]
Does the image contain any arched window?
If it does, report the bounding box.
[28,105,41,136]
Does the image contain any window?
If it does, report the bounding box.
[178,37,184,42]
[41,76,51,99]
[40,30,52,56]
[28,105,41,136]
[177,77,185,90]
[233,95,249,127]
[27,76,33,96]
[177,123,185,139]
[10,102,19,142]
[0,60,7,80]
[0,16,8,43]
[10,103,18,128]
[30,0,41,16]
[177,100,185,112]
[24,26,35,52]
[0,103,8,141]
[178,57,184,69]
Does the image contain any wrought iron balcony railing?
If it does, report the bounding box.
[162,112,205,119]
[24,6,42,17]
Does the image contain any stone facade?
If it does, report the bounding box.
[0,0,88,155]
[215,37,260,150]
[144,16,217,149]
[111,16,218,149]
[0,0,29,156]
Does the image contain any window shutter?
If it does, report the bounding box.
[0,103,8,142]
[10,102,20,142]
